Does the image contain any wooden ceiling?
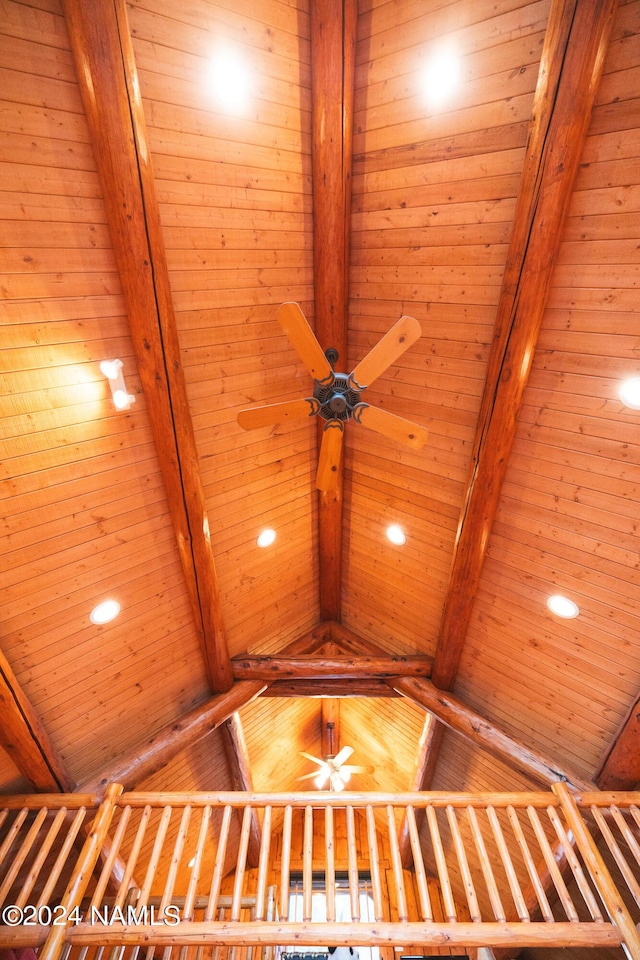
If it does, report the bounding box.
[2,0,640,861]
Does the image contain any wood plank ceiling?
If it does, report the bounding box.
[1,0,640,882]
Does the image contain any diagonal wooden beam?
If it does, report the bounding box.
[62,0,232,693]
[596,692,640,790]
[220,712,261,868]
[78,682,266,795]
[431,0,618,691]
[0,647,74,792]
[311,0,357,620]
[390,675,596,794]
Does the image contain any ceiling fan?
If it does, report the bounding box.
[237,302,428,491]
[296,745,374,792]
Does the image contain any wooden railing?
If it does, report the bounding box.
[0,785,639,959]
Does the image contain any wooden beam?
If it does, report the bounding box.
[0,648,74,792]
[78,682,266,795]
[431,0,618,690]
[62,0,232,693]
[390,676,596,794]
[311,0,357,620]
[220,712,261,868]
[231,654,432,681]
[596,693,640,790]
[399,713,441,868]
[262,679,399,698]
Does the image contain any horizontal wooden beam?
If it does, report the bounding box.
[231,655,432,681]
[391,676,596,794]
[79,682,266,795]
[261,679,399,698]
[0,648,74,792]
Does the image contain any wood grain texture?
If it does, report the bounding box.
[62,0,232,691]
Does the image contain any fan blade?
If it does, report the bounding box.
[316,421,344,492]
[349,315,421,390]
[300,751,325,766]
[340,765,375,775]
[333,745,354,767]
[353,403,427,450]
[295,770,326,782]
[277,302,334,385]
[237,397,319,430]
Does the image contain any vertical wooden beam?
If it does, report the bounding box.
[0,647,74,792]
[221,712,261,868]
[431,0,618,690]
[62,0,232,692]
[310,0,357,620]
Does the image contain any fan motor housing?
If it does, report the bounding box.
[314,373,362,422]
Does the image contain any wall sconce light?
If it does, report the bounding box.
[100,359,135,410]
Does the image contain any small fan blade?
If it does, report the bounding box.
[237,397,319,430]
[295,770,326,782]
[353,403,427,449]
[277,302,334,385]
[316,421,344,492]
[300,751,325,766]
[333,745,354,767]
[340,765,375,775]
[349,315,421,390]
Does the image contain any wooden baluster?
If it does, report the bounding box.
[466,806,505,921]
[183,806,211,921]
[303,805,313,922]
[346,804,360,921]
[365,804,383,921]
[325,804,335,921]
[485,805,529,921]
[554,783,640,960]
[231,806,253,921]
[591,805,640,908]
[610,805,640,869]
[14,807,68,908]
[279,805,293,921]
[138,806,173,907]
[527,805,578,921]
[386,805,407,922]
[88,805,131,912]
[255,805,272,920]
[446,804,481,921]
[426,805,456,921]
[161,806,192,917]
[112,807,151,909]
[36,808,88,909]
[546,804,604,920]
[506,805,554,922]
[205,805,232,920]
[0,808,29,867]
[406,805,432,921]
[40,784,123,960]
[0,807,48,906]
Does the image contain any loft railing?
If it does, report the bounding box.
[0,785,639,960]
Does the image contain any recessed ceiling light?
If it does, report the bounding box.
[422,45,461,109]
[207,49,251,114]
[547,594,579,619]
[257,528,276,548]
[386,524,406,546]
[90,599,121,625]
[619,377,640,410]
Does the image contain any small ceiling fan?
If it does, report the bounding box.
[237,302,428,491]
[296,745,374,792]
